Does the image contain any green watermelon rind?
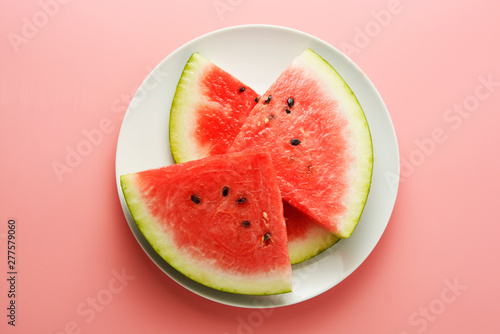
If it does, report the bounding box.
[120,173,292,296]
[289,229,340,265]
[169,52,210,164]
[294,49,374,239]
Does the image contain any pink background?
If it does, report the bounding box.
[1,0,499,333]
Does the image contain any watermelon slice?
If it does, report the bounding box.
[284,201,339,265]
[229,49,373,238]
[168,52,338,264]
[120,151,292,295]
[169,52,260,163]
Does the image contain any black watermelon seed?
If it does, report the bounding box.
[285,108,291,114]
[237,197,247,204]
[222,186,229,197]
[241,220,250,228]
[290,138,301,146]
[190,195,201,204]
[264,95,272,104]
[287,97,294,108]
[254,96,260,103]
[239,87,246,92]
[263,233,271,241]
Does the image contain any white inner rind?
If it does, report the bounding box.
[294,49,373,239]
[169,53,211,163]
[120,173,293,295]
[288,226,339,265]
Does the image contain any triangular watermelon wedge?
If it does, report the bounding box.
[283,201,339,265]
[169,52,260,163]
[120,151,292,295]
[230,49,373,238]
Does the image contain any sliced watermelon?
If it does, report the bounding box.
[120,151,292,295]
[283,201,339,265]
[230,49,373,238]
[168,52,339,264]
[169,52,259,163]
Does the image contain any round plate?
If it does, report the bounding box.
[115,24,399,308]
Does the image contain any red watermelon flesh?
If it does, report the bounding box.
[229,49,373,238]
[169,52,260,163]
[120,151,292,295]
[169,52,338,264]
[283,201,339,265]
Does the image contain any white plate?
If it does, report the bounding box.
[115,24,399,308]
